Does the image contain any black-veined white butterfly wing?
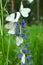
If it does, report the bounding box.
[5,22,16,34]
[5,22,15,29]
[5,13,15,22]
[16,36,23,46]
[8,29,15,34]
[20,1,31,17]
[20,8,31,17]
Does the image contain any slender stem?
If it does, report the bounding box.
[4,0,8,9]
[20,26,22,34]
[6,35,10,65]
[0,18,2,35]
[1,1,4,65]
[4,9,9,15]
[1,1,10,65]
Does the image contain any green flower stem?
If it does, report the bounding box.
[0,18,2,35]
[20,26,22,34]
[4,0,9,9]
[1,1,4,65]
[6,35,10,65]
[1,0,10,65]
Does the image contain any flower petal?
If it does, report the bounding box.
[22,48,28,53]
[21,19,26,27]
[18,53,22,58]
[29,61,33,65]
[27,54,32,61]
[25,43,29,47]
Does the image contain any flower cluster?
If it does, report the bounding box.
[5,1,31,46]
[17,43,33,65]
[5,1,33,65]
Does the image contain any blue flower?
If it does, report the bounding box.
[25,35,28,39]
[20,63,26,65]
[16,27,20,31]
[29,61,33,65]
[21,19,26,27]
[25,43,29,47]
[22,48,28,53]
[20,33,25,37]
[18,53,22,58]
[15,22,20,26]
[27,55,32,61]
[23,63,26,65]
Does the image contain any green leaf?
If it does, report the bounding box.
[0,18,1,32]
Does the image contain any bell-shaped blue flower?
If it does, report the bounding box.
[20,33,25,37]
[15,22,20,26]
[21,19,26,27]
[27,54,32,61]
[25,35,29,39]
[18,53,22,58]
[22,48,28,53]
[20,63,26,65]
[23,63,26,65]
[25,43,29,47]
[16,27,20,31]
[29,61,33,65]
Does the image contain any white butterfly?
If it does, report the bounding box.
[27,0,34,3]
[16,36,23,46]
[5,1,31,35]
[5,12,21,34]
[19,1,31,17]
[21,53,25,64]
[5,12,21,22]
[5,22,16,34]
[8,29,15,34]
[5,22,14,29]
